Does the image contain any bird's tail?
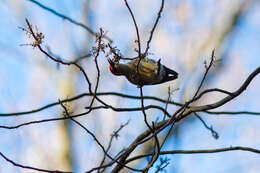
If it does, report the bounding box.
[163,66,178,82]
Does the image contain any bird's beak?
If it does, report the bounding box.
[107,58,114,67]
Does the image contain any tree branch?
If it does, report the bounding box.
[99,121,130,172]
[124,0,141,57]
[112,63,260,172]
[144,0,165,55]
[0,105,171,130]
[0,92,181,117]
[194,112,219,139]
[125,146,260,164]
[0,151,72,173]
[27,0,112,42]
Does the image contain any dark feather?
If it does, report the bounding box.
[157,59,161,76]
[162,66,178,82]
[107,58,114,67]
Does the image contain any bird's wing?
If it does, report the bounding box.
[139,61,157,76]
[130,59,157,76]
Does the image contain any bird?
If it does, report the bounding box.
[108,57,178,87]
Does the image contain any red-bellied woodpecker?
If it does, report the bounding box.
[108,57,178,87]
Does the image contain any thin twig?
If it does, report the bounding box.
[163,86,171,121]
[192,49,215,100]
[138,87,160,171]
[205,111,260,116]
[135,102,188,147]
[89,28,103,107]
[111,102,186,172]
[0,105,171,129]
[112,63,260,171]
[107,43,138,61]
[194,112,219,139]
[0,152,72,173]
[140,87,152,130]
[25,19,93,94]
[124,0,141,57]
[159,88,175,151]
[59,101,140,173]
[125,146,260,164]
[3,89,258,117]
[0,92,181,117]
[160,119,175,151]
[144,0,165,55]
[27,0,112,42]
[139,88,161,171]
[193,88,234,102]
[25,19,111,113]
[99,120,130,173]
[71,54,92,63]
[142,122,160,172]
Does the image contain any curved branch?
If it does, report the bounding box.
[24,19,112,113]
[125,146,260,164]
[144,0,164,55]
[2,90,259,117]
[184,65,260,116]
[60,103,139,173]
[27,0,112,42]
[99,121,129,172]
[205,110,260,116]
[25,19,93,94]
[124,0,141,56]
[112,64,260,172]
[0,92,180,117]
[0,105,171,129]
[0,151,72,173]
[139,88,160,172]
[194,112,219,139]
[140,87,152,130]
[192,49,215,100]
[193,88,234,102]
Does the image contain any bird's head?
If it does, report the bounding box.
[108,58,121,76]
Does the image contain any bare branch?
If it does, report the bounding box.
[59,101,140,173]
[192,88,234,102]
[111,119,169,172]
[192,49,215,100]
[25,19,93,94]
[4,88,258,118]
[124,0,141,57]
[163,86,172,121]
[0,152,72,173]
[142,122,160,172]
[194,112,219,139]
[140,87,152,130]
[0,92,181,117]
[205,110,260,116]
[144,0,165,55]
[71,54,92,64]
[125,146,260,164]
[0,105,171,130]
[24,19,113,114]
[182,65,260,115]
[27,0,112,42]
[112,63,260,172]
[89,28,104,107]
[99,120,130,172]
[139,87,161,171]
